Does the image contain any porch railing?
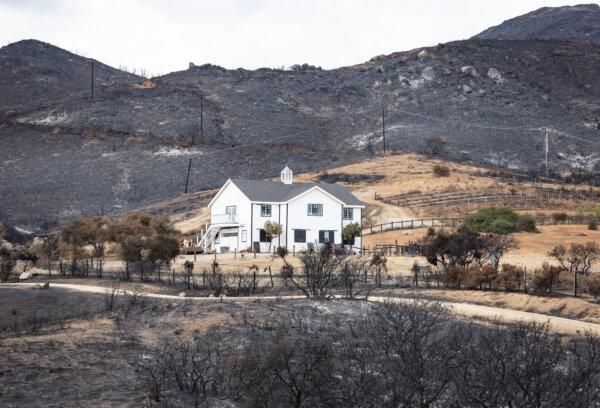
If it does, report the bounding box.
[211,213,238,224]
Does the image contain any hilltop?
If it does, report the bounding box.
[473,4,600,44]
[3,4,600,231]
[0,39,141,115]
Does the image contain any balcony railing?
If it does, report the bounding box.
[211,213,238,224]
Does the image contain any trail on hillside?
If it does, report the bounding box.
[3,282,599,336]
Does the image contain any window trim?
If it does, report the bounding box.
[260,204,272,217]
[307,203,323,216]
[294,229,307,243]
[241,230,247,242]
[343,208,353,220]
[225,205,237,214]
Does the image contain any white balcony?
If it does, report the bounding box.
[211,213,238,225]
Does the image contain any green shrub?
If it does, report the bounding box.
[517,214,537,232]
[589,219,598,231]
[342,223,362,245]
[464,207,518,233]
[490,219,517,235]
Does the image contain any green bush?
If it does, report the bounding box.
[464,207,518,233]
[589,219,598,231]
[490,219,517,235]
[517,214,537,232]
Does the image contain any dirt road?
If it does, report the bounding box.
[3,282,600,336]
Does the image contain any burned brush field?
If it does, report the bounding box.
[2,286,599,408]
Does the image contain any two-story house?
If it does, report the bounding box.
[200,167,364,253]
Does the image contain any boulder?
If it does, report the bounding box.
[417,49,430,60]
[421,66,435,82]
[19,271,31,281]
[487,67,502,81]
[461,66,478,77]
[178,292,187,298]
[398,75,410,87]
[409,78,425,89]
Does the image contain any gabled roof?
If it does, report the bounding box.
[228,178,363,206]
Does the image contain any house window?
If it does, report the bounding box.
[294,229,306,243]
[318,230,335,244]
[259,229,272,243]
[225,206,237,222]
[307,204,323,216]
[260,204,272,217]
[241,230,247,242]
[343,208,353,220]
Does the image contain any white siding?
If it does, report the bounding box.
[250,202,285,253]
[209,182,251,253]
[286,188,344,252]
[208,182,363,254]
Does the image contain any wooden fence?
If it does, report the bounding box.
[376,185,600,213]
[364,214,600,236]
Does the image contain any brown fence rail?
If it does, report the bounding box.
[376,186,600,212]
[364,214,600,236]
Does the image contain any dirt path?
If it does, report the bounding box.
[4,283,600,336]
[354,190,415,226]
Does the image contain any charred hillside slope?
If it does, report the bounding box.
[2,34,600,231]
[0,39,141,116]
[473,4,600,44]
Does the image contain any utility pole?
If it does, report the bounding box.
[200,95,204,142]
[184,158,192,194]
[382,107,386,154]
[90,60,95,100]
[545,130,549,178]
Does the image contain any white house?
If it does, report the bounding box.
[200,167,364,253]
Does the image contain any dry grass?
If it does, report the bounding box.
[380,287,600,325]
[364,224,600,270]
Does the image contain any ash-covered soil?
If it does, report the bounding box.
[474,4,600,45]
[0,286,372,407]
[3,35,600,230]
